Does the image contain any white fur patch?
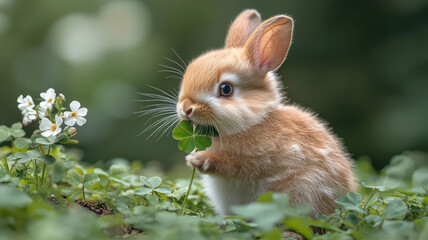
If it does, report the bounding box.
[290,144,305,159]
[201,175,267,215]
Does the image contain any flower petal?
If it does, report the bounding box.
[63,111,72,118]
[75,117,86,126]
[41,130,52,137]
[27,95,34,103]
[17,95,24,103]
[77,107,88,117]
[18,103,27,110]
[39,118,52,131]
[70,101,80,112]
[53,127,61,136]
[40,101,52,110]
[55,115,63,126]
[64,117,76,126]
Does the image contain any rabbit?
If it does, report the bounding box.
[176,9,358,216]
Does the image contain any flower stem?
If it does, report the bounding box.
[33,160,38,190]
[38,144,45,155]
[41,164,46,187]
[82,186,86,201]
[180,167,196,214]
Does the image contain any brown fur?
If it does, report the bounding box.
[177,9,358,215]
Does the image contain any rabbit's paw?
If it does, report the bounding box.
[186,151,212,172]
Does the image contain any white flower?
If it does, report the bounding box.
[63,101,87,126]
[17,95,35,111]
[40,88,56,110]
[38,106,48,118]
[39,115,63,137]
[22,108,37,124]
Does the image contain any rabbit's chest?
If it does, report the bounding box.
[201,174,267,215]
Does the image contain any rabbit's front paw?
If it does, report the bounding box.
[185,151,211,172]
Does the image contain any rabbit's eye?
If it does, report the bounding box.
[218,82,233,97]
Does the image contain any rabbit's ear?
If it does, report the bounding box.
[244,15,293,73]
[225,9,261,48]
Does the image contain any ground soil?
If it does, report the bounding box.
[74,199,116,216]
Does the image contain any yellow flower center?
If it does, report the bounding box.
[51,124,57,132]
[29,102,33,106]
[72,112,77,117]
[48,98,53,103]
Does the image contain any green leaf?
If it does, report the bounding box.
[194,136,212,151]
[9,151,38,164]
[412,167,428,193]
[83,173,100,187]
[0,126,10,143]
[140,176,151,187]
[36,154,56,165]
[13,138,32,149]
[178,137,195,154]
[7,152,28,161]
[66,170,82,185]
[384,199,408,219]
[10,123,25,138]
[335,192,366,214]
[257,192,274,203]
[345,212,361,226]
[155,185,172,194]
[364,215,382,227]
[283,217,313,240]
[0,185,32,208]
[93,168,109,177]
[35,137,54,145]
[232,202,285,230]
[172,123,192,140]
[135,187,152,195]
[11,122,23,130]
[360,182,389,192]
[384,155,415,181]
[110,177,131,187]
[173,120,218,154]
[149,176,162,188]
[27,150,41,158]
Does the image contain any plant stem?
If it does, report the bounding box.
[33,160,38,190]
[41,163,46,187]
[363,190,375,210]
[82,186,86,201]
[39,144,45,155]
[180,167,196,214]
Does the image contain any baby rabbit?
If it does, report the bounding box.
[176,9,358,215]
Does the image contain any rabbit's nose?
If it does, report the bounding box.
[185,107,193,116]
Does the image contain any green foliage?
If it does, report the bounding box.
[172,120,218,154]
[1,121,428,239]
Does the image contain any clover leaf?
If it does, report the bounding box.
[335,192,367,214]
[83,173,100,188]
[135,176,172,196]
[384,199,408,219]
[0,126,11,143]
[172,120,218,154]
[13,138,32,149]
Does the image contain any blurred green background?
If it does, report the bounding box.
[0,0,427,170]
